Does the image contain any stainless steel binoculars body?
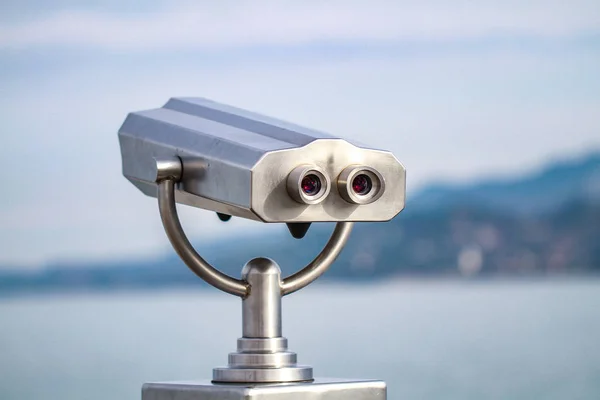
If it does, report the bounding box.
[120,98,403,395]
[118,97,406,224]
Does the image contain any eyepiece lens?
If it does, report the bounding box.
[301,174,322,196]
[352,174,372,195]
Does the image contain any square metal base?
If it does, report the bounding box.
[143,378,386,400]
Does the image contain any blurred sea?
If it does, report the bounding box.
[1,280,599,400]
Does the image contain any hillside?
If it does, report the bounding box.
[410,152,600,214]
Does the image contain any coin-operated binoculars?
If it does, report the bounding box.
[118,97,406,400]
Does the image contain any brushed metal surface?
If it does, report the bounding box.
[214,258,312,383]
[119,97,406,223]
[237,338,288,353]
[157,177,248,297]
[242,258,282,338]
[212,366,313,384]
[280,222,353,296]
[337,165,385,205]
[252,139,404,222]
[142,379,387,400]
[286,165,331,205]
[228,351,297,367]
[155,164,353,296]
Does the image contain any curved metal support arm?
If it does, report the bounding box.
[158,178,249,297]
[280,222,353,296]
[154,157,354,298]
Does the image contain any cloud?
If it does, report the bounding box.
[1,0,599,51]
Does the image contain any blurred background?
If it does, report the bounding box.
[1,1,599,399]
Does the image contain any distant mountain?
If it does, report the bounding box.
[410,152,600,214]
[1,152,599,294]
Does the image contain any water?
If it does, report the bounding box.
[0,280,599,400]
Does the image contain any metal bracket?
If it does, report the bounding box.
[154,157,354,383]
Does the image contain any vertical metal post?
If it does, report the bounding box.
[212,258,313,383]
[242,258,282,338]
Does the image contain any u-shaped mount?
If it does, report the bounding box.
[154,157,354,298]
[154,156,354,383]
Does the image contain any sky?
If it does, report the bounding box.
[0,0,599,267]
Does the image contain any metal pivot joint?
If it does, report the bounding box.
[155,157,354,383]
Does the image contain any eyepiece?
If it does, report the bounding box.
[301,174,322,196]
[287,166,330,205]
[352,174,373,195]
[338,166,384,204]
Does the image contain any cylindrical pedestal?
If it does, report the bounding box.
[242,258,282,338]
[212,258,313,383]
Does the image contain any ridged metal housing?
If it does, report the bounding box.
[119,97,406,222]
